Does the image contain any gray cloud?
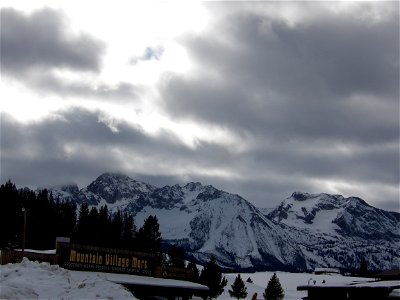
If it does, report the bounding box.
[28,72,139,101]
[0,109,234,191]
[1,106,398,211]
[157,2,399,210]
[1,7,104,74]
[162,5,398,144]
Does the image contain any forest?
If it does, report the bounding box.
[0,180,162,252]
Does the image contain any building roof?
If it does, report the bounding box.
[298,280,400,291]
[72,271,208,291]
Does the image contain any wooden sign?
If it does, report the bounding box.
[57,243,156,276]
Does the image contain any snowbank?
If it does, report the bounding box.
[0,258,135,299]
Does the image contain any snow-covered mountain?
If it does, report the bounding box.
[267,192,400,271]
[48,173,400,272]
[268,192,399,239]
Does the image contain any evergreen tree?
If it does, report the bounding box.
[187,261,200,282]
[359,257,369,277]
[0,181,21,247]
[87,207,99,245]
[228,274,247,299]
[121,212,135,249]
[76,202,90,243]
[28,189,55,249]
[263,273,284,300]
[137,215,161,253]
[58,200,77,237]
[199,255,228,299]
[168,245,186,268]
[98,205,111,246]
[110,210,123,248]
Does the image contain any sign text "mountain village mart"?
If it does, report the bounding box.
[57,243,156,276]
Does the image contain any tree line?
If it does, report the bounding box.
[0,180,160,253]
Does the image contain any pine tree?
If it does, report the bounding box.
[137,215,161,253]
[168,245,186,268]
[76,202,90,243]
[199,255,228,299]
[228,274,248,299]
[187,261,200,282]
[359,257,369,277]
[263,273,284,300]
[0,181,21,247]
[98,205,111,246]
[110,210,123,247]
[122,212,136,249]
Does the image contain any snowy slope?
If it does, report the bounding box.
[135,184,306,270]
[267,192,400,271]
[0,258,134,299]
[268,192,399,240]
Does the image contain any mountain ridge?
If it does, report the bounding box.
[47,172,400,272]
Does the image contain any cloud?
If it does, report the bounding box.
[0,108,235,191]
[161,4,398,143]
[26,72,139,101]
[156,2,399,210]
[0,7,141,101]
[1,7,104,75]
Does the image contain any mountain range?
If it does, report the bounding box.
[48,172,399,272]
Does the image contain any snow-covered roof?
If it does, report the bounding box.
[314,267,340,272]
[298,280,400,290]
[79,271,208,291]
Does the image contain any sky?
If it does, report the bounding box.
[1,1,399,211]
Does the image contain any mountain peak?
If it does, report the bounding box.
[47,183,80,202]
[95,172,131,181]
[290,192,312,201]
[184,182,203,191]
[79,172,156,205]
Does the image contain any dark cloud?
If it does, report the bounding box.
[161,5,399,144]
[157,2,399,210]
[1,107,398,212]
[1,7,104,74]
[0,109,234,192]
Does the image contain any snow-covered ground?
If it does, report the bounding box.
[2,259,396,300]
[222,271,373,299]
[0,258,135,299]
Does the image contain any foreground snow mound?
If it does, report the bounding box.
[0,258,134,299]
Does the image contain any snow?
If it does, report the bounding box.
[221,271,374,300]
[97,272,208,290]
[2,259,382,300]
[14,249,56,254]
[275,195,342,235]
[0,258,135,299]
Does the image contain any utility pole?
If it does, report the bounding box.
[21,207,26,259]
